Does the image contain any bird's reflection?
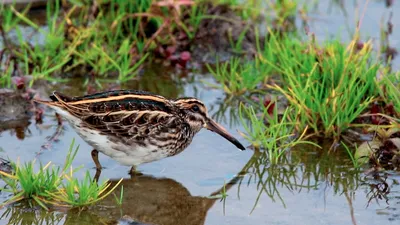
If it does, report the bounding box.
[76,174,240,225]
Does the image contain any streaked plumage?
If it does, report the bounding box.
[35,90,245,173]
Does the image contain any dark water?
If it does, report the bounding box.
[0,0,399,225]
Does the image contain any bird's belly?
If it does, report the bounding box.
[113,145,170,166]
[76,127,170,166]
[56,116,169,167]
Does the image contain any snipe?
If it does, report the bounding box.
[35,90,245,174]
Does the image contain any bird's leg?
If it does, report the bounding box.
[93,168,101,183]
[129,166,136,175]
[91,149,102,183]
[129,166,143,178]
[91,149,102,170]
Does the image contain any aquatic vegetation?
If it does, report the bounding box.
[0,0,307,87]
[379,72,400,116]
[343,142,361,168]
[210,30,398,163]
[49,171,121,208]
[266,35,380,138]
[0,139,122,210]
[113,185,124,206]
[239,102,318,162]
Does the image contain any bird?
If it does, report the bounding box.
[35,90,245,174]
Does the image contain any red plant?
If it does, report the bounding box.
[263,97,276,116]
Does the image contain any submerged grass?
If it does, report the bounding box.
[0,139,122,210]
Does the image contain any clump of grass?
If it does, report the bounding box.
[0,139,79,209]
[9,1,73,83]
[49,171,121,208]
[74,40,149,81]
[265,33,381,138]
[0,139,122,210]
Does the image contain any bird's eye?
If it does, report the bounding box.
[191,105,200,112]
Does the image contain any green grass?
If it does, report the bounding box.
[49,171,121,208]
[0,2,26,33]
[113,185,124,206]
[239,102,319,163]
[217,31,384,141]
[7,2,72,84]
[206,28,395,162]
[207,56,272,95]
[266,36,380,138]
[0,139,122,210]
[8,1,150,83]
[227,23,252,53]
[198,0,264,20]
[187,2,208,38]
[342,142,360,168]
[1,0,200,85]
[0,0,318,88]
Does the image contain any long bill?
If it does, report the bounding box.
[205,119,246,150]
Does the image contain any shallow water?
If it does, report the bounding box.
[0,0,400,225]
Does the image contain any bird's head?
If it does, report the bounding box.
[173,98,245,150]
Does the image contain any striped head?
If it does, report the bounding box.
[173,98,245,150]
